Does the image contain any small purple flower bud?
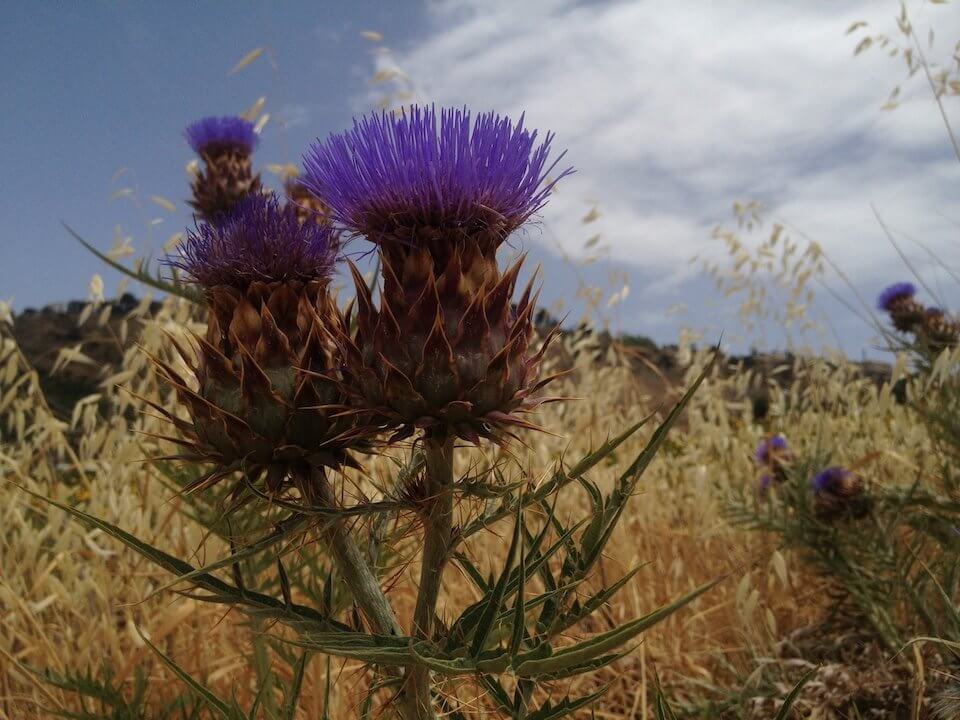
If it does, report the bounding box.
[876,282,916,312]
[166,194,337,290]
[185,116,259,156]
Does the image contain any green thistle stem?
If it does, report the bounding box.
[402,434,455,719]
[312,467,402,637]
[311,469,430,720]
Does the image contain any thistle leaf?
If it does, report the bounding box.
[477,674,513,713]
[509,535,527,656]
[514,578,721,677]
[452,552,490,594]
[285,630,414,665]
[136,626,236,719]
[470,504,524,657]
[281,653,309,720]
[525,685,609,720]
[531,648,634,682]
[13,483,343,630]
[650,670,681,720]
[774,668,817,719]
[550,562,649,636]
[63,223,202,303]
[572,354,717,583]
[144,513,314,600]
[458,413,656,542]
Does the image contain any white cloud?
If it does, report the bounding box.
[367,0,960,348]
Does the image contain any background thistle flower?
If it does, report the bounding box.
[185,115,262,221]
[877,281,924,333]
[160,194,365,496]
[920,307,960,350]
[754,434,788,464]
[811,466,870,520]
[284,176,334,226]
[185,116,259,156]
[302,105,574,443]
[754,434,791,485]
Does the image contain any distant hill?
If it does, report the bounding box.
[11,294,892,422]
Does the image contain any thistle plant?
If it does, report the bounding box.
[753,435,791,492]
[877,281,960,351]
[185,115,262,220]
[30,105,719,719]
[731,427,960,664]
[877,281,960,465]
[877,281,924,334]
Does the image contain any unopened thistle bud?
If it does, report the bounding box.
[920,307,960,351]
[810,466,870,521]
[285,176,333,226]
[161,194,368,495]
[185,116,262,221]
[302,105,574,443]
[877,282,924,334]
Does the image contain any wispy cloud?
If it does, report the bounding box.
[366,0,960,349]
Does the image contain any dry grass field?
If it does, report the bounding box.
[1,282,947,718]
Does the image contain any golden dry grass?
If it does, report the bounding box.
[0,283,935,719]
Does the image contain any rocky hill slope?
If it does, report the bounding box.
[9,295,892,422]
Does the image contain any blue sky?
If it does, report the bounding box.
[3,1,960,356]
[1,1,423,305]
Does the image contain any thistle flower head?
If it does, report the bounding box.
[167,194,337,290]
[301,105,573,250]
[185,116,259,156]
[810,465,870,519]
[877,282,916,311]
[754,435,787,464]
[811,466,851,494]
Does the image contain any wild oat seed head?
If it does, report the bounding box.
[167,194,337,289]
[301,105,573,245]
[185,115,259,156]
[877,282,916,312]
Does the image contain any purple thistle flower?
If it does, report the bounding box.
[185,116,259,156]
[301,105,574,245]
[811,466,850,494]
[876,282,916,311]
[166,194,337,289]
[754,435,788,464]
